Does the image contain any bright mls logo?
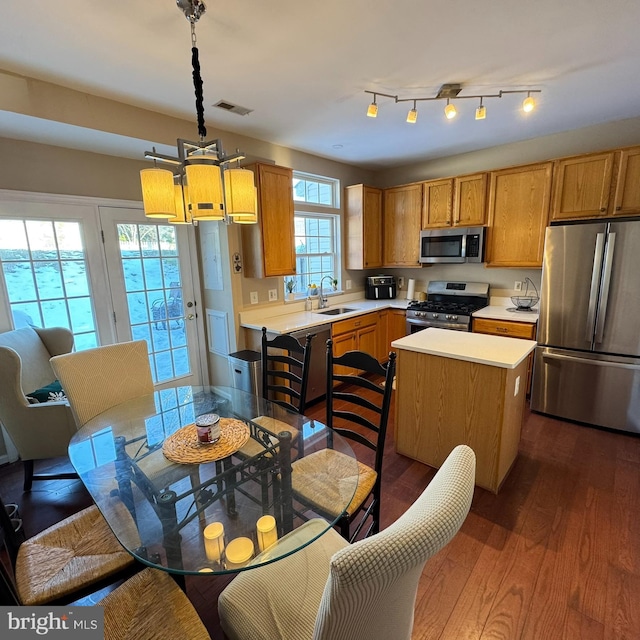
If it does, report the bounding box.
[1,607,104,639]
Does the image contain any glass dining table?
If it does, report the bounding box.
[67,385,358,576]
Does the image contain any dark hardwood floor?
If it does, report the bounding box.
[2,395,639,639]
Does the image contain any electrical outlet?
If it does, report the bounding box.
[268,289,277,301]
[514,376,521,397]
[250,291,259,305]
[346,279,352,290]
[398,276,405,289]
[514,281,522,291]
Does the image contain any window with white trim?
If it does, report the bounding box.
[286,172,341,298]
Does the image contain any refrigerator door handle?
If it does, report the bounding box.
[595,232,616,344]
[585,233,606,342]
[541,350,640,371]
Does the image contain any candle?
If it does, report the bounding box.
[203,522,225,562]
[225,537,254,569]
[256,515,278,552]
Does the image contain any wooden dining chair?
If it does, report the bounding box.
[290,340,396,542]
[0,492,138,606]
[218,445,476,640]
[261,326,314,415]
[99,568,211,640]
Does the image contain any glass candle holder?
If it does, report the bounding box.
[203,522,225,562]
[256,515,278,552]
[225,537,254,569]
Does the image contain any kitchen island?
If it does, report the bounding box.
[391,328,536,493]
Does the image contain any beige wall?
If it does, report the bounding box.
[376,116,640,187]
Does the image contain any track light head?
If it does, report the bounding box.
[522,92,536,113]
[367,94,378,118]
[475,98,486,120]
[407,101,418,124]
[444,100,457,120]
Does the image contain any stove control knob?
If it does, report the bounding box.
[451,315,458,321]
[431,313,439,319]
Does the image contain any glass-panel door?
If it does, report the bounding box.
[99,207,203,387]
[0,200,112,345]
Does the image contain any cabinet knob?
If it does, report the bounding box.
[600,208,606,212]
[616,206,621,211]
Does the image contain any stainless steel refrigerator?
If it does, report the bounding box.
[531,220,640,433]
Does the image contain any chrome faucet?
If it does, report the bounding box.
[319,275,334,309]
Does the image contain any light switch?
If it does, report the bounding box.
[268,289,277,301]
[250,291,259,305]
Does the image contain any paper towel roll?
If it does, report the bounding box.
[406,279,416,300]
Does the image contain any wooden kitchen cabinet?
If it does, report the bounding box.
[331,312,378,375]
[421,173,487,229]
[612,146,640,217]
[421,178,453,228]
[241,163,296,278]
[472,317,537,394]
[345,184,383,270]
[550,151,615,221]
[486,161,553,267]
[377,308,407,361]
[383,184,422,266]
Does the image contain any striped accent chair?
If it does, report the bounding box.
[218,444,476,640]
[50,339,154,428]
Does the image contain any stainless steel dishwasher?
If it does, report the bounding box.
[290,325,331,405]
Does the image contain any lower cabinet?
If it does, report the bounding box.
[472,317,537,392]
[331,312,379,376]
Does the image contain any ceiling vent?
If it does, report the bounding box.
[213,100,253,116]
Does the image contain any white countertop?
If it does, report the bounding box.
[472,296,539,323]
[391,327,536,369]
[240,297,409,334]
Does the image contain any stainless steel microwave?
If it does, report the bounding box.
[419,226,485,264]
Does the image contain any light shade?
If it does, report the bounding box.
[444,101,457,119]
[406,108,418,124]
[140,168,176,218]
[522,95,536,112]
[185,161,224,220]
[224,168,257,217]
[367,101,378,118]
[168,184,192,224]
[475,105,486,120]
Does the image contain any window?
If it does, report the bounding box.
[293,173,339,208]
[286,172,341,297]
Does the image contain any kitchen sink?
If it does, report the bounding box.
[315,307,358,316]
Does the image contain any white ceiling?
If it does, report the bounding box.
[1,0,640,170]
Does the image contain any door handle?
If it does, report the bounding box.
[187,314,195,320]
[585,233,605,342]
[595,232,615,344]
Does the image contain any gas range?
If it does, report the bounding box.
[406,281,489,333]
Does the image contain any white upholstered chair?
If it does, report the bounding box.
[0,326,78,490]
[218,444,476,640]
[50,339,154,428]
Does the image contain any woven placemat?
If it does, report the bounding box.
[162,418,250,464]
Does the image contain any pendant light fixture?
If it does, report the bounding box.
[140,0,257,225]
[364,83,541,124]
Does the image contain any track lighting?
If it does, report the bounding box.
[406,100,418,124]
[444,99,457,119]
[522,92,536,113]
[367,94,378,118]
[363,83,541,124]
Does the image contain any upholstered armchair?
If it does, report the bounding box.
[0,327,78,490]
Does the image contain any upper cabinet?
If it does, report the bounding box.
[612,146,640,217]
[345,185,383,270]
[383,183,423,267]
[550,151,615,221]
[486,162,553,268]
[421,178,453,228]
[421,173,488,228]
[241,163,296,278]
